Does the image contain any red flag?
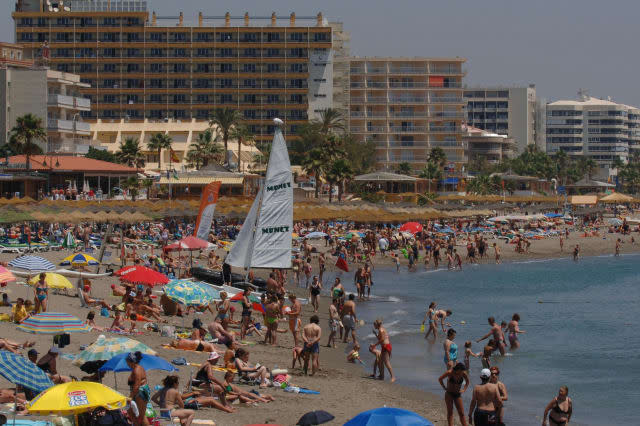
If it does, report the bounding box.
[335,256,349,273]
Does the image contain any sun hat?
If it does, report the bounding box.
[208,351,220,361]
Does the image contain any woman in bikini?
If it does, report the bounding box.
[239,289,252,340]
[34,273,48,313]
[215,292,230,330]
[150,375,195,426]
[126,352,151,426]
[169,338,216,352]
[372,319,395,382]
[507,313,526,350]
[421,302,437,339]
[438,363,470,426]
[542,386,572,426]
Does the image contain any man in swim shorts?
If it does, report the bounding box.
[287,294,302,347]
[477,317,506,356]
[301,315,322,376]
[341,294,357,344]
[469,369,502,426]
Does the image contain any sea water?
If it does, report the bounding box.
[347,253,640,425]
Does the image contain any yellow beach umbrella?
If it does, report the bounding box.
[27,273,73,289]
[27,381,128,416]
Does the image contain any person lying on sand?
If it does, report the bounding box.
[169,338,217,352]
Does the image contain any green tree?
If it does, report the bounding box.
[121,176,140,201]
[552,150,570,185]
[291,122,323,165]
[85,146,117,163]
[316,108,346,136]
[396,162,412,175]
[9,113,47,170]
[326,158,354,202]
[301,146,328,198]
[230,125,254,172]
[116,137,145,172]
[428,147,447,169]
[147,132,173,169]
[141,178,154,200]
[209,108,243,166]
[419,161,442,193]
[186,129,223,170]
[342,134,375,176]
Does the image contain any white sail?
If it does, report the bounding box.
[225,185,261,269]
[225,124,293,269]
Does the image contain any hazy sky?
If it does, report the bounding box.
[4,0,638,105]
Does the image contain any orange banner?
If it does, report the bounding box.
[193,181,221,240]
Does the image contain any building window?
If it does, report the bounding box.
[219,48,233,58]
[220,94,233,104]
[266,63,280,72]
[150,94,163,103]
[291,64,305,73]
[173,79,187,88]
[266,33,280,42]
[313,33,329,42]
[173,63,186,73]
[196,48,210,57]
[243,64,256,73]
[174,49,187,57]
[290,94,303,103]
[267,95,280,104]
[243,94,256,103]
[196,94,209,103]
[150,32,163,41]
[290,32,304,42]
[219,33,233,42]
[219,79,233,88]
[220,63,233,73]
[244,110,256,119]
[289,48,304,58]
[244,48,257,57]
[150,63,163,73]
[266,48,280,57]
[266,79,280,88]
[196,64,210,73]
[127,64,140,72]
[150,48,164,57]
[243,79,256,88]
[173,94,186,104]
[150,79,163,88]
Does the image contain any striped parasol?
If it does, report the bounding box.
[164,279,218,306]
[0,350,53,393]
[18,312,90,334]
[72,335,156,366]
[0,266,16,284]
[60,253,99,267]
[8,256,55,272]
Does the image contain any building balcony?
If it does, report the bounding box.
[47,94,91,111]
[389,126,427,133]
[429,126,462,133]
[48,138,100,155]
[388,68,427,74]
[47,119,91,135]
[365,97,388,103]
[389,97,427,104]
[431,97,464,104]
[388,141,429,148]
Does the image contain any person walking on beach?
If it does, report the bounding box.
[421,302,438,339]
[364,262,374,299]
[507,313,526,350]
[439,362,470,426]
[454,249,462,270]
[477,317,506,356]
[489,366,508,426]
[615,238,621,256]
[309,276,322,313]
[318,252,326,283]
[469,369,502,426]
[572,244,580,261]
[559,235,564,252]
[372,318,395,382]
[542,386,572,426]
[287,294,302,347]
[444,328,458,371]
[301,315,322,376]
[327,298,340,348]
[341,294,357,344]
[493,243,501,264]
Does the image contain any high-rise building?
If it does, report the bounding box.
[13,0,334,145]
[347,57,466,172]
[464,85,536,154]
[463,125,515,166]
[1,42,92,152]
[545,92,640,177]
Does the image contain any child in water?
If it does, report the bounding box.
[482,339,496,368]
[464,341,481,371]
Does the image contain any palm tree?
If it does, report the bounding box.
[419,161,442,193]
[396,162,412,175]
[209,108,243,167]
[9,113,47,170]
[147,132,172,170]
[429,147,447,169]
[116,137,145,172]
[186,129,223,170]
[317,108,345,136]
[326,158,354,202]
[121,176,140,201]
[301,147,328,198]
[552,150,570,185]
[230,125,254,172]
[141,178,154,199]
[612,156,625,189]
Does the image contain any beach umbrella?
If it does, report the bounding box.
[0,266,16,284]
[17,312,90,334]
[230,291,262,304]
[165,236,214,251]
[303,231,327,239]
[60,253,99,267]
[399,222,423,234]
[27,273,73,289]
[344,407,434,426]
[99,353,177,373]
[73,335,156,366]
[0,351,53,393]
[297,410,335,425]
[119,266,169,287]
[26,382,127,416]
[113,265,137,277]
[8,256,55,272]
[164,279,217,306]
[62,231,76,249]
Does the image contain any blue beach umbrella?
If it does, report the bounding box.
[164,279,218,306]
[59,253,99,267]
[0,350,53,393]
[8,256,55,272]
[99,353,177,373]
[344,407,434,426]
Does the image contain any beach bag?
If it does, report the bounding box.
[100,307,110,317]
[160,325,175,338]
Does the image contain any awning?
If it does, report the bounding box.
[570,195,598,205]
[441,178,459,184]
[157,176,244,185]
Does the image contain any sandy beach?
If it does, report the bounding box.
[0,227,636,425]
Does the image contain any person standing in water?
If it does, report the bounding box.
[489,366,508,426]
[572,244,580,261]
[468,369,502,426]
[507,313,526,350]
[443,328,458,371]
[421,302,437,339]
[477,317,506,356]
[542,386,572,426]
[372,318,395,382]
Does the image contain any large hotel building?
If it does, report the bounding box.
[12,0,336,150]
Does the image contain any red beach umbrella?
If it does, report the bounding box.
[399,222,423,234]
[163,236,213,252]
[113,266,137,277]
[119,266,169,287]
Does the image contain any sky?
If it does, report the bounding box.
[4,0,639,105]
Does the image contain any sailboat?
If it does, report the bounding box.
[226,118,293,272]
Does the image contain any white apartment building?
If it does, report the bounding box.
[464,85,537,154]
[348,57,466,173]
[545,94,640,177]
